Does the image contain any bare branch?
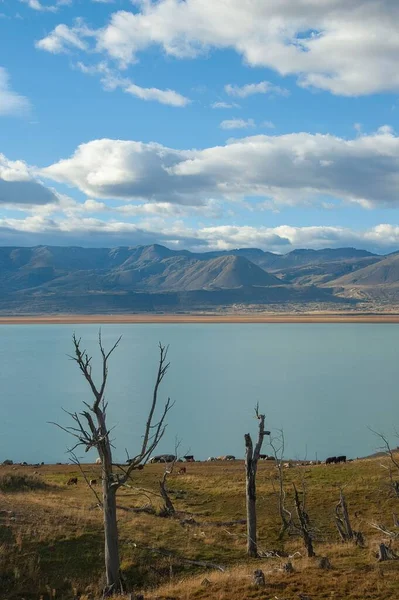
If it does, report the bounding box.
[70,452,103,507]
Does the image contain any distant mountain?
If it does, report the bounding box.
[331,253,399,287]
[0,244,391,314]
[267,247,377,270]
[277,256,382,286]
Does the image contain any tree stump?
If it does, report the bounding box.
[318,556,332,570]
[253,569,266,586]
[377,543,398,561]
[353,530,365,547]
[283,561,294,573]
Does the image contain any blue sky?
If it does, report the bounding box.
[2,0,399,253]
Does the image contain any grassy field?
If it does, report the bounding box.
[1,457,399,599]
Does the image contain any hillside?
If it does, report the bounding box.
[1,457,399,599]
[331,252,399,286]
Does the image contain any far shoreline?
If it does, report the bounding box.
[2,313,399,324]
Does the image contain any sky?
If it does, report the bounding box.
[2,0,399,253]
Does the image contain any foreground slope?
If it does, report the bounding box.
[1,457,399,599]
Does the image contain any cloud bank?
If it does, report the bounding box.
[37,0,399,96]
[41,129,399,208]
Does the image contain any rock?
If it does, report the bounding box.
[253,569,266,586]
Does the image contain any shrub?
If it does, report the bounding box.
[0,474,50,493]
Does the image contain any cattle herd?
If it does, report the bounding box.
[325,455,347,464]
[1,453,350,489]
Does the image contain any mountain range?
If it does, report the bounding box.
[0,244,397,314]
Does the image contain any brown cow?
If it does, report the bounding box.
[178,467,186,475]
[67,477,78,485]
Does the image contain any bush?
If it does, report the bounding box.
[0,474,50,493]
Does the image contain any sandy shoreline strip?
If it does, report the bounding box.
[1,313,399,324]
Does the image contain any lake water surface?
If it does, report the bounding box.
[1,324,398,464]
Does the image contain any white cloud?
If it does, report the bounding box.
[220,118,255,130]
[262,121,275,129]
[40,128,399,208]
[59,0,399,96]
[36,21,91,53]
[124,82,189,107]
[20,0,71,12]
[0,154,59,205]
[225,81,289,98]
[76,61,190,106]
[211,101,239,109]
[0,67,30,117]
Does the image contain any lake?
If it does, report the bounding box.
[0,323,398,464]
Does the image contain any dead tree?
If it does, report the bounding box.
[335,489,353,541]
[370,428,399,497]
[159,442,180,516]
[269,429,293,540]
[293,483,315,557]
[244,405,267,557]
[335,489,364,546]
[53,333,173,596]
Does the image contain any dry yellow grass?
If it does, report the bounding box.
[1,458,399,599]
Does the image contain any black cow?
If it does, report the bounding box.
[326,456,337,465]
[336,455,347,463]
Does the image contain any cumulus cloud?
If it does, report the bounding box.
[219,118,255,130]
[37,2,399,96]
[61,0,399,96]
[40,128,399,208]
[0,154,59,205]
[0,67,30,117]
[225,81,289,98]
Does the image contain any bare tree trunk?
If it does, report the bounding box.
[103,481,122,595]
[269,430,292,540]
[245,407,266,558]
[293,484,315,557]
[335,490,353,542]
[246,464,257,557]
[159,475,175,516]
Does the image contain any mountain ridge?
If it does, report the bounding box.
[0,244,393,313]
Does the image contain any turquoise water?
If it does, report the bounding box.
[0,324,398,464]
